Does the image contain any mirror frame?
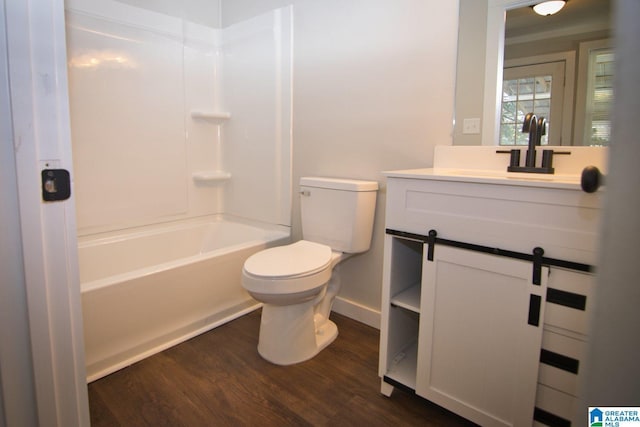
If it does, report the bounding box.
[482,0,544,146]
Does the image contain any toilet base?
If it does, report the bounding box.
[257,300,338,365]
[315,317,338,354]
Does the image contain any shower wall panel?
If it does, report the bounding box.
[221,7,293,227]
[67,9,188,233]
[66,1,225,235]
[66,1,292,235]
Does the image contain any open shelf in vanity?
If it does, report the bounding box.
[380,235,422,392]
[390,284,420,313]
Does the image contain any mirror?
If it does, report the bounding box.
[453,0,612,146]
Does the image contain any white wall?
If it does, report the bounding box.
[223,0,459,320]
[109,0,221,28]
[453,0,488,146]
[221,0,292,28]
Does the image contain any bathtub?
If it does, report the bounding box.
[79,216,290,382]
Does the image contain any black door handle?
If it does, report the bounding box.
[581,165,605,193]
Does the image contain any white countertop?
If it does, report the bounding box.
[384,146,608,191]
[383,168,584,190]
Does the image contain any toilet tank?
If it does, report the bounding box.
[300,177,378,253]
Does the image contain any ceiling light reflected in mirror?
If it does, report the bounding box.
[533,1,567,16]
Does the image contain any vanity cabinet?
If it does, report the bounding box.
[379,169,601,427]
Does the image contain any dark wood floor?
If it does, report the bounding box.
[88,310,476,426]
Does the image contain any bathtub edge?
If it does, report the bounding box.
[85,300,262,383]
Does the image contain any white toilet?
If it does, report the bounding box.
[242,177,378,365]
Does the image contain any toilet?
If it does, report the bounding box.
[242,177,378,365]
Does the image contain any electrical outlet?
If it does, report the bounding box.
[463,118,481,134]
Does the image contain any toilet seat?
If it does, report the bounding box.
[242,240,333,295]
[244,240,332,279]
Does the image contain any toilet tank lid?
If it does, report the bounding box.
[300,177,378,192]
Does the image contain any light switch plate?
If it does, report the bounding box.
[463,118,481,134]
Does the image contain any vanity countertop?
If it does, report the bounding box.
[384,146,608,191]
[383,168,584,190]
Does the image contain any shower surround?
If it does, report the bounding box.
[66,0,292,380]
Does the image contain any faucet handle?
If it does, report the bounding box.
[509,149,521,168]
[541,149,554,171]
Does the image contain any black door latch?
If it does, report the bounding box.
[41,169,71,202]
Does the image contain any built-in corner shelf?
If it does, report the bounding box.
[192,171,231,183]
[190,111,231,121]
[390,284,421,313]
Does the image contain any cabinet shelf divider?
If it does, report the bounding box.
[390,284,421,313]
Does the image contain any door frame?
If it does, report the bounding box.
[2,0,89,425]
[503,52,575,146]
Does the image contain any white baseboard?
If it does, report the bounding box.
[332,296,380,330]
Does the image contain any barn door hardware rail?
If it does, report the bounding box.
[385,228,593,275]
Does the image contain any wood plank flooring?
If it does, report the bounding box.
[88,310,476,426]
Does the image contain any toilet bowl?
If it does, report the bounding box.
[242,177,378,365]
[243,240,346,365]
[242,240,333,305]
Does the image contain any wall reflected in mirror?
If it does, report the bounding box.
[453,0,612,146]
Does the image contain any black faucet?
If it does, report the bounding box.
[506,112,559,174]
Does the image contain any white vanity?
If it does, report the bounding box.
[379,146,606,427]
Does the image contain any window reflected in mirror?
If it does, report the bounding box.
[500,66,558,145]
[583,48,614,146]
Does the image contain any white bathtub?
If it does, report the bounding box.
[79,216,290,382]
